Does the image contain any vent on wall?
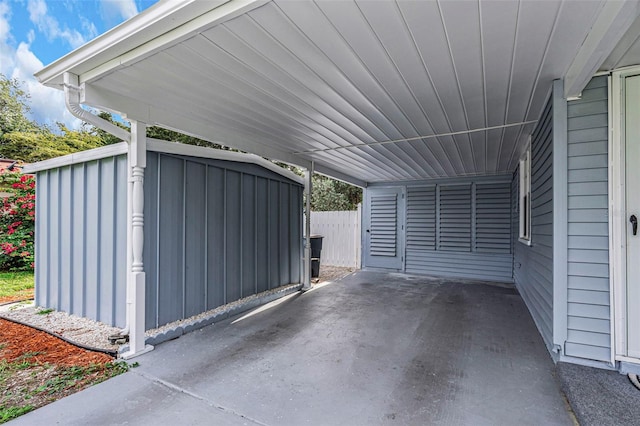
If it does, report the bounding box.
[439,185,472,251]
[369,194,398,257]
[475,183,512,253]
[405,182,512,255]
[407,186,436,251]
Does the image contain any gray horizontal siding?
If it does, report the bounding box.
[514,95,554,351]
[406,251,513,282]
[35,156,128,327]
[404,179,513,282]
[144,152,303,329]
[564,75,610,362]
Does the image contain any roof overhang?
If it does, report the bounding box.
[36,0,640,186]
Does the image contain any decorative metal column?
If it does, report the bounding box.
[303,161,314,290]
[122,121,153,358]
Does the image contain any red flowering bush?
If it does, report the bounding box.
[0,171,35,271]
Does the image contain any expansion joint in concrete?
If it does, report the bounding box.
[131,370,268,426]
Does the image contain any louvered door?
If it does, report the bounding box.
[364,188,403,270]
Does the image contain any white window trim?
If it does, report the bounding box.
[519,142,532,246]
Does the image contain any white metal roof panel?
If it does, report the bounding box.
[36,0,638,185]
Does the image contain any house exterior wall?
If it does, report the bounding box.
[564,76,611,362]
[35,156,128,327]
[365,177,514,282]
[143,152,303,329]
[513,96,554,352]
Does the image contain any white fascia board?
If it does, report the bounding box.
[147,139,305,185]
[35,0,265,88]
[564,0,640,98]
[313,163,367,188]
[366,173,513,188]
[23,142,128,173]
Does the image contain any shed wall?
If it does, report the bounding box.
[564,76,611,362]
[35,156,128,327]
[513,96,554,351]
[143,152,303,329]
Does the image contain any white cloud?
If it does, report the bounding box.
[100,0,138,23]
[27,0,87,48]
[0,1,80,130]
[12,42,80,129]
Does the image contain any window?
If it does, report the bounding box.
[519,143,532,245]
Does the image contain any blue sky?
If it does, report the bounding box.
[1,0,158,129]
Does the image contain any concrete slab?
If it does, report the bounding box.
[11,271,573,425]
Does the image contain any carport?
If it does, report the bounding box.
[32,0,640,373]
[10,271,573,425]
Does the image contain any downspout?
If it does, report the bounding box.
[62,73,132,338]
[62,73,131,143]
[63,72,151,358]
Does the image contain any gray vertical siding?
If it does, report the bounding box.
[514,96,554,351]
[144,152,303,329]
[35,156,128,327]
[565,76,611,362]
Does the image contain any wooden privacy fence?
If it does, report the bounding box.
[310,206,361,268]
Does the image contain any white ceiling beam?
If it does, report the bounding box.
[600,14,640,70]
[296,120,538,154]
[564,0,640,98]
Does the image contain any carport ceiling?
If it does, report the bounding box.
[37,0,636,185]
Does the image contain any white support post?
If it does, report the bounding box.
[122,121,153,359]
[303,162,314,290]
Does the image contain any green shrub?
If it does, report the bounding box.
[0,171,34,271]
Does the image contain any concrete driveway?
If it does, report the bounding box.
[11,271,573,425]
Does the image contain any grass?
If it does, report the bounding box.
[0,271,34,303]
[0,357,131,424]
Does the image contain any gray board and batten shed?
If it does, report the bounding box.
[26,140,304,329]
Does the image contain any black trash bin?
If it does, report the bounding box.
[310,234,324,278]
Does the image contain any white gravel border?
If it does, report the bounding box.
[0,304,122,351]
[0,266,354,355]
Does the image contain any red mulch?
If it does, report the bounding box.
[0,318,113,366]
[0,288,34,304]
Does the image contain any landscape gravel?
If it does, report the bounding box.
[0,266,355,355]
[0,305,121,351]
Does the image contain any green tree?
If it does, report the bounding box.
[94,111,233,150]
[0,124,106,163]
[311,175,362,211]
[0,74,38,136]
[91,111,128,145]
